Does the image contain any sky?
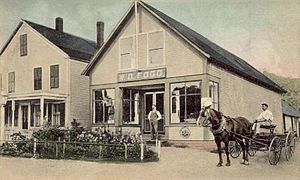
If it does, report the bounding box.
[0,0,299,78]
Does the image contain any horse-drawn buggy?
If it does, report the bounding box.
[229,124,296,165]
[197,105,297,166]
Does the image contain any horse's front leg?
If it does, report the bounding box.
[216,140,223,167]
[224,141,231,166]
[239,139,249,165]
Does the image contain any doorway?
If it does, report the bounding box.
[144,91,164,134]
[21,106,28,129]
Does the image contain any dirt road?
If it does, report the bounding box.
[0,142,299,180]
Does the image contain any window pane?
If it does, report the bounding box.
[95,91,103,100]
[179,96,185,122]
[59,103,65,127]
[149,48,163,65]
[120,54,132,70]
[95,101,104,123]
[8,72,15,93]
[186,81,201,94]
[122,89,139,124]
[34,68,42,90]
[20,34,27,56]
[171,83,185,96]
[120,37,133,54]
[94,89,115,124]
[14,105,19,127]
[105,89,115,100]
[209,81,219,110]
[186,95,201,121]
[30,105,34,127]
[34,105,41,127]
[149,31,163,49]
[50,65,59,88]
[170,81,202,123]
[123,100,131,123]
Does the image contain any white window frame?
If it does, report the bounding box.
[146,30,165,68]
[93,89,115,124]
[209,81,219,111]
[119,35,135,71]
[170,81,202,124]
[123,89,140,125]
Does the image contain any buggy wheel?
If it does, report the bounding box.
[247,140,256,157]
[229,140,241,158]
[285,131,296,161]
[268,136,282,165]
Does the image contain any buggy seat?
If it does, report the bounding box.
[260,124,277,135]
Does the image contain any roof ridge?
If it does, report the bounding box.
[140,1,284,93]
[22,19,97,47]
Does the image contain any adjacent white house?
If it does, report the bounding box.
[0,18,101,140]
[282,100,300,136]
[82,1,284,140]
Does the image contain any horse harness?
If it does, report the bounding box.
[202,108,236,135]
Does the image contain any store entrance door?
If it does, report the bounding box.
[144,92,164,134]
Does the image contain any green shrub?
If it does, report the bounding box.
[0,123,158,162]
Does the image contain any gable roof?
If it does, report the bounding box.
[82,1,284,93]
[282,100,300,118]
[0,19,97,62]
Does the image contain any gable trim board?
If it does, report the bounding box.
[82,1,284,94]
[0,20,97,63]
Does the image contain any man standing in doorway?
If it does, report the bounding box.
[252,103,274,136]
[148,104,162,140]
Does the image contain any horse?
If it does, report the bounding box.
[196,107,252,166]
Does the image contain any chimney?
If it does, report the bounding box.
[96,21,104,48]
[55,17,63,32]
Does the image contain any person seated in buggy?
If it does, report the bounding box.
[252,103,274,137]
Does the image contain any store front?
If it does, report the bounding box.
[91,70,219,140]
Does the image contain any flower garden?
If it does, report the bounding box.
[0,120,158,162]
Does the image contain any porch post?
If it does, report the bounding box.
[11,100,15,127]
[40,97,44,127]
[18,105,21,128]
[164,82,170,139]
[28,104,31,128]
[115,87,122,127]
[0,105,5,141]
[0,91,8,141]
[65,98,70,128]
[201,74,211,140]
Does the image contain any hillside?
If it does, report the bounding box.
[263,71,300,111]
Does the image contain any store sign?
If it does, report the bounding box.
[118,68,166,82]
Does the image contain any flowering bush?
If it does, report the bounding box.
[0,132,33,157]
[0,121,158,162]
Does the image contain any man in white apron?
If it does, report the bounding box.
[148,104,162,140]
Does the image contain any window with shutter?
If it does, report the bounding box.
[8,72,15,93]
[34,67,42,90]
[20,34,27,56]
[50,65,59,88]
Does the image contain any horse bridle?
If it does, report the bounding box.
[200,108,214,127]
[199,108,226,134]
